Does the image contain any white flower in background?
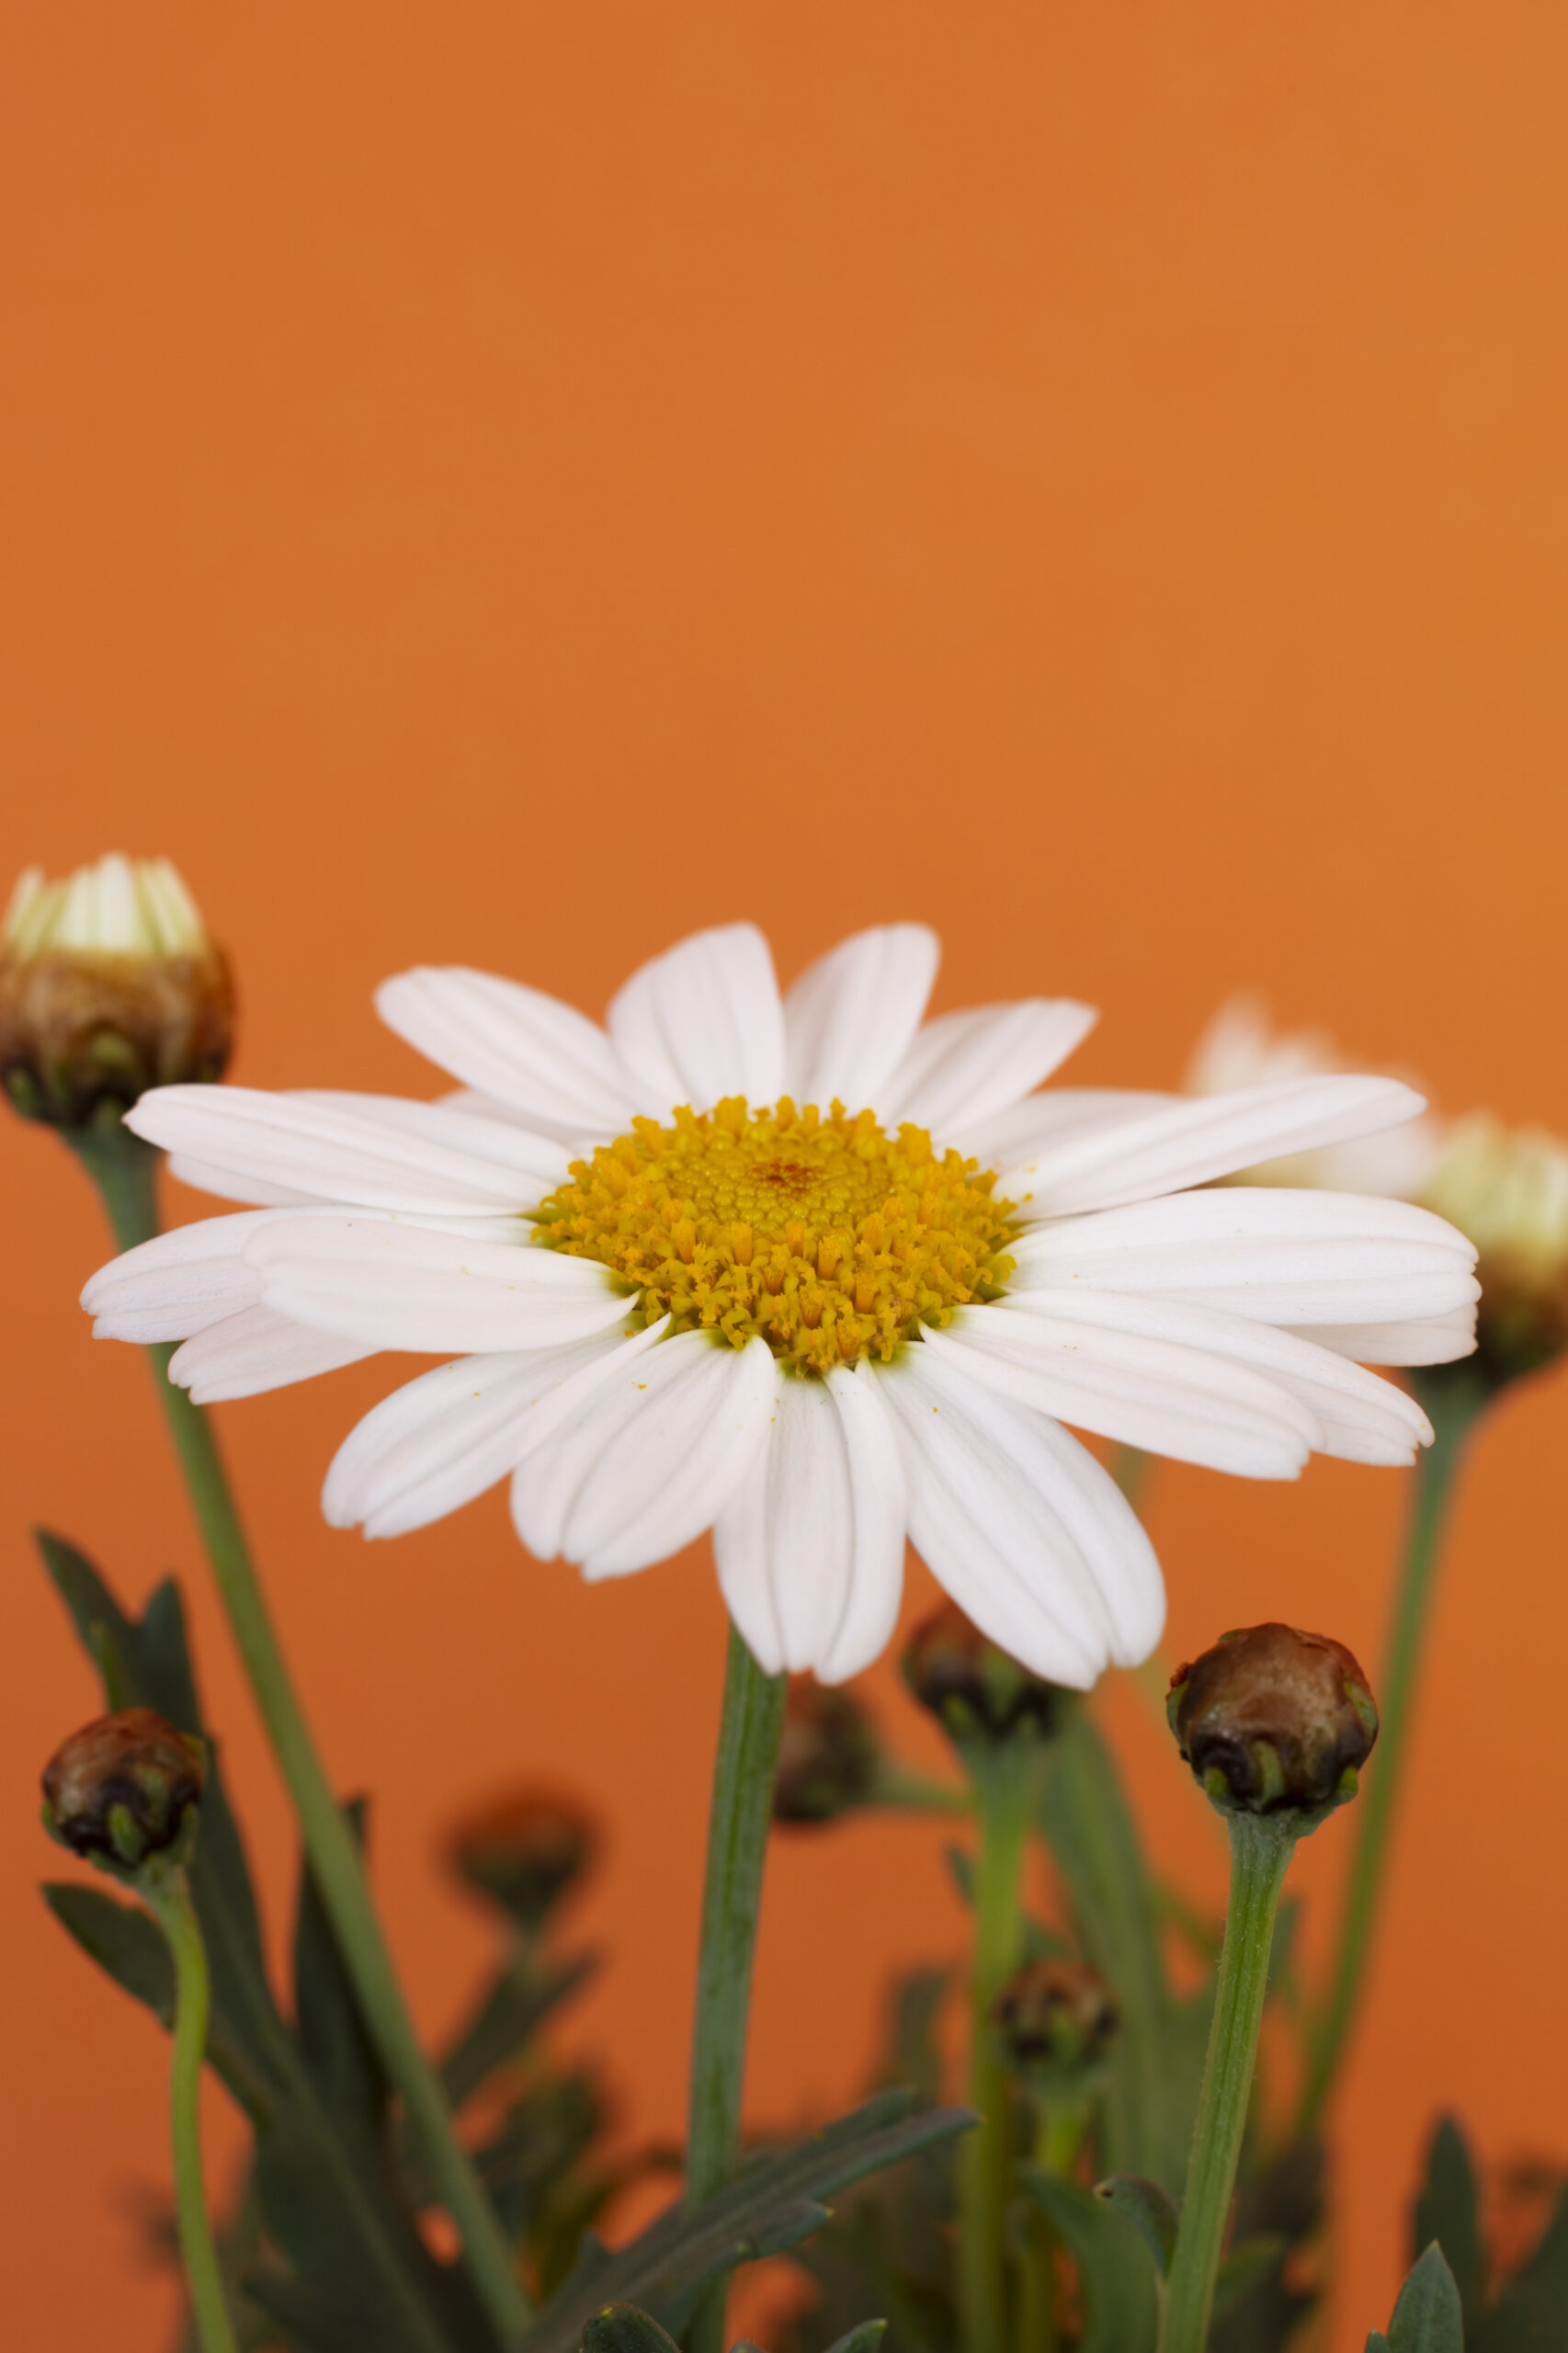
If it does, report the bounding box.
[5,854,210,960]
[1186,995,1444,1199]
[1420,1114,1568,1376]
[82,925,1480,1688]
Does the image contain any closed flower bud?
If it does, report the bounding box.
[1167,1624,1377,1824]
[994,1959,1118,2077]
[0,854,233,1128]
[1419,1113,1568,1383]
[772,1679,880,1825]
[444,1787,597,1933]
[41,1708,206,1870]
[903,1598,1072,1748]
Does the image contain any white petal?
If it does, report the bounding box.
[606,924,784,1111]
[921,1308,1318,1479]
[1286,1307,1480,1366]
[127,1086,552,1216]
[169,1308,377,1402]
[511,1330,776,1577]
[1001,1076,1431,1219]
[713,1361,906,1682]
[954,1089,1176,1170]
[873,1348,1165,1686]
[166,1155,323,1209]
[881,1001,1098,1135]
[241,1217,633,1353]
[83,1207,312,1340]
[292,1093,571,1187]
[978,1292,1433,1467]
[322,1321,670,1538]
[1008,1188,1480,1326]
[781,925,939,1112]
[375,966,645,1133]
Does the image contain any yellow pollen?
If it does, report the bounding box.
[531,1095,1017,1374]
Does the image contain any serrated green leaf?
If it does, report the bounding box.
[1021,2172,1159,2353]
[1386,2245,1463,2353]
[1093,2176,1178,2276]
[579,2305,683,2353]
[1415,2117,1485,2324]
[523,2094,973,2353]
[1211,2234,1289,2325]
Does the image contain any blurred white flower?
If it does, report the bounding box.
[1186,995,1444,1199]
[83,925,1478,1688]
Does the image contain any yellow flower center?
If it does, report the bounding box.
[532,1095,1016,1373]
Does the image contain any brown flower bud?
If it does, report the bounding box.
[772,1679,880,1825]
[1167,1623,1377,1823]
[903,1598,1071,1747]
[1,856,233,1128]
[994,1959,1119,2077]
[41,1708,206,1870]
[444,1787,597,1932]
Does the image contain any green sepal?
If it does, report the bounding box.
[1020,2172,1160,2352]
[1379,2244,1463,2352]
[522,2093,974,2353]
[1093,2175,1178,2276]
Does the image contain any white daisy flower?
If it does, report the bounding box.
[81,924,1480,1690]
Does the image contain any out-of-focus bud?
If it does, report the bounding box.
[0,854,233,1128]
[903,1598,1072,1750]
[1419,1113,1568,1384]
[41,1707,206,1871]
[1167,1624,1377,1828]
[444,1787,597,1935]
[994,1958,1118,2079]
[772,1678,880,1825]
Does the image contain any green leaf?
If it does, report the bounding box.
[1211,2235,1289,2325]
[1415,2116,1485,2323]
[42,1883,174,2021]
[523,2093,974,2353]
[1385,2245,1464,2353]
[441,1950,597,2116]
[822,2325,888,2353]
[1094,2176,1178,2276]
[1366,2334,1391,2350]
[1021,2172,1159,2353]
[579,2308,683,2353]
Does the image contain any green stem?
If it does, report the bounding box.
[684,1624,787,2353]
[1295,1377,1485,2139]
[1164,1813,1295,2353]
[1016,2098,1086,2353]
[142,1867,242,2353]
[74,1123,531,2349]
[960,1752,1040,2353]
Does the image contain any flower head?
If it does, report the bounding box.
[1167,1623,1377,1824]
[772,1679,881,1824]
[443,1787,597,1932]
[1,854,232,1127]
[82,922,1478,1688]
[1418,1114,1568,1381]
[994,1958,1118,2078]
[41,1707,206,1870]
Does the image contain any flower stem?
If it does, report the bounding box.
[960,1753,1040,2353]
[1164,1813,1295,2353]
[141,1865,241,2353]
[684,1623,787,2353]
[74,1122,531,2349]
[1295,1375,1485,2140]
[1015,2099,1086,2353]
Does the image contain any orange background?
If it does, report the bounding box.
[2,6,1566,2345]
